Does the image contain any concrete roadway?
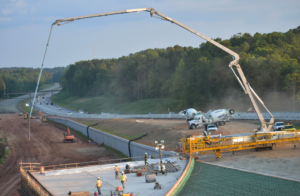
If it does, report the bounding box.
[0,84,60,113]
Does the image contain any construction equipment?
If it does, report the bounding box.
[64,127,75,143]
[181,130,300,159]
[24,113,29,120]
[188,109,234,129]
[19,112,23,116]
[41,116,48,122]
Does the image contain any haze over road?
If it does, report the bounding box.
[0,84,60,113]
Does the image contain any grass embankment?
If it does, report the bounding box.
[48,120,129,159]
[39,83,54,90]
[18,98,38,115]
[50,91,178,114]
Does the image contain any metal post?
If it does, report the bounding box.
[28,119,30,141]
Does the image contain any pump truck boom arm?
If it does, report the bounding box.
[33,8,273,133]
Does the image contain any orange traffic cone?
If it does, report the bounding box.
[94,191,97,195]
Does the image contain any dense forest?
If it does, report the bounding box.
[0,68,53,98]
[59,26,300,111]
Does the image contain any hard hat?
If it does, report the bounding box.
[98,177,100,179]
[145,152,147,154]
[122,171,124,174]
[116,164,117,166]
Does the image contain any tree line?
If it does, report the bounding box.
[59,26,300,111]
[0,68,53,98]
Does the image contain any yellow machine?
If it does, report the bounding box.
[180,130,300,159]
[41,116,48,122]
[24,113,29,120]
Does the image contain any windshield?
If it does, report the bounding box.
[285,126,294,129]
[276,123,284,126]
[208,125,216,128]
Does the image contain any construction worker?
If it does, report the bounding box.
[95,177,102,195]
[120,171,128,189]
[144,152,149,165]
[115,164,120,179]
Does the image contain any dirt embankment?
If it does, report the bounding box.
[0,114,116,196]
[73,118,260,150]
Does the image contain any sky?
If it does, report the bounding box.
[0,0,299,68]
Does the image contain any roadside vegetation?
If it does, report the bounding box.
[18,98,38,115]
[51,91,178,114]
[0,130,8,165]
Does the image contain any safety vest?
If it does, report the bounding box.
[115,166,120,172]
[96,180,102,187]
[120,174,127,181]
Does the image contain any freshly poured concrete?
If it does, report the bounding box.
[33,157,187,196]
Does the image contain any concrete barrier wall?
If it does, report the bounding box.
[48,117,176,161]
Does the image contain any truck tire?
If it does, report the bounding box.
[190,124,196,129]
[221,121,225,126]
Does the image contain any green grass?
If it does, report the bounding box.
[0,149,9,165]
[19,98,38,115]
[39,83,54,90]
[50,91,178,114]
[47,119,130,159]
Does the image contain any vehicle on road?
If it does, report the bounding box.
[58,108,61,110]
[50,103,53,105]
[86,112,91,114]
[112,113,119,116]
[170,112,175,114]
[205,124,218,132]
[67,112,72,115]
[18,112,22,116]
[46,103,49,105]
[79,109,84,114]
[247,108,256,113]
[281,124,296,132]
[273,122,285,131]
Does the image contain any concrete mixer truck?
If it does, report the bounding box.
[187,109,234,129]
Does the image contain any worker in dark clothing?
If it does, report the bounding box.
[144,152,149,165]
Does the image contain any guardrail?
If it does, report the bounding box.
[39,155,174,171]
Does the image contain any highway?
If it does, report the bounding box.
[0,84,60,113]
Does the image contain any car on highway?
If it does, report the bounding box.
[273,122,285,131]
[112,113,119,116]
[58,108,61,110]
[67,112,72,115]
[46,103,49,105]
[86,112,91,114]
[51,103,53,105]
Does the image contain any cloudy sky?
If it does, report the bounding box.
[0,0,299,68]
